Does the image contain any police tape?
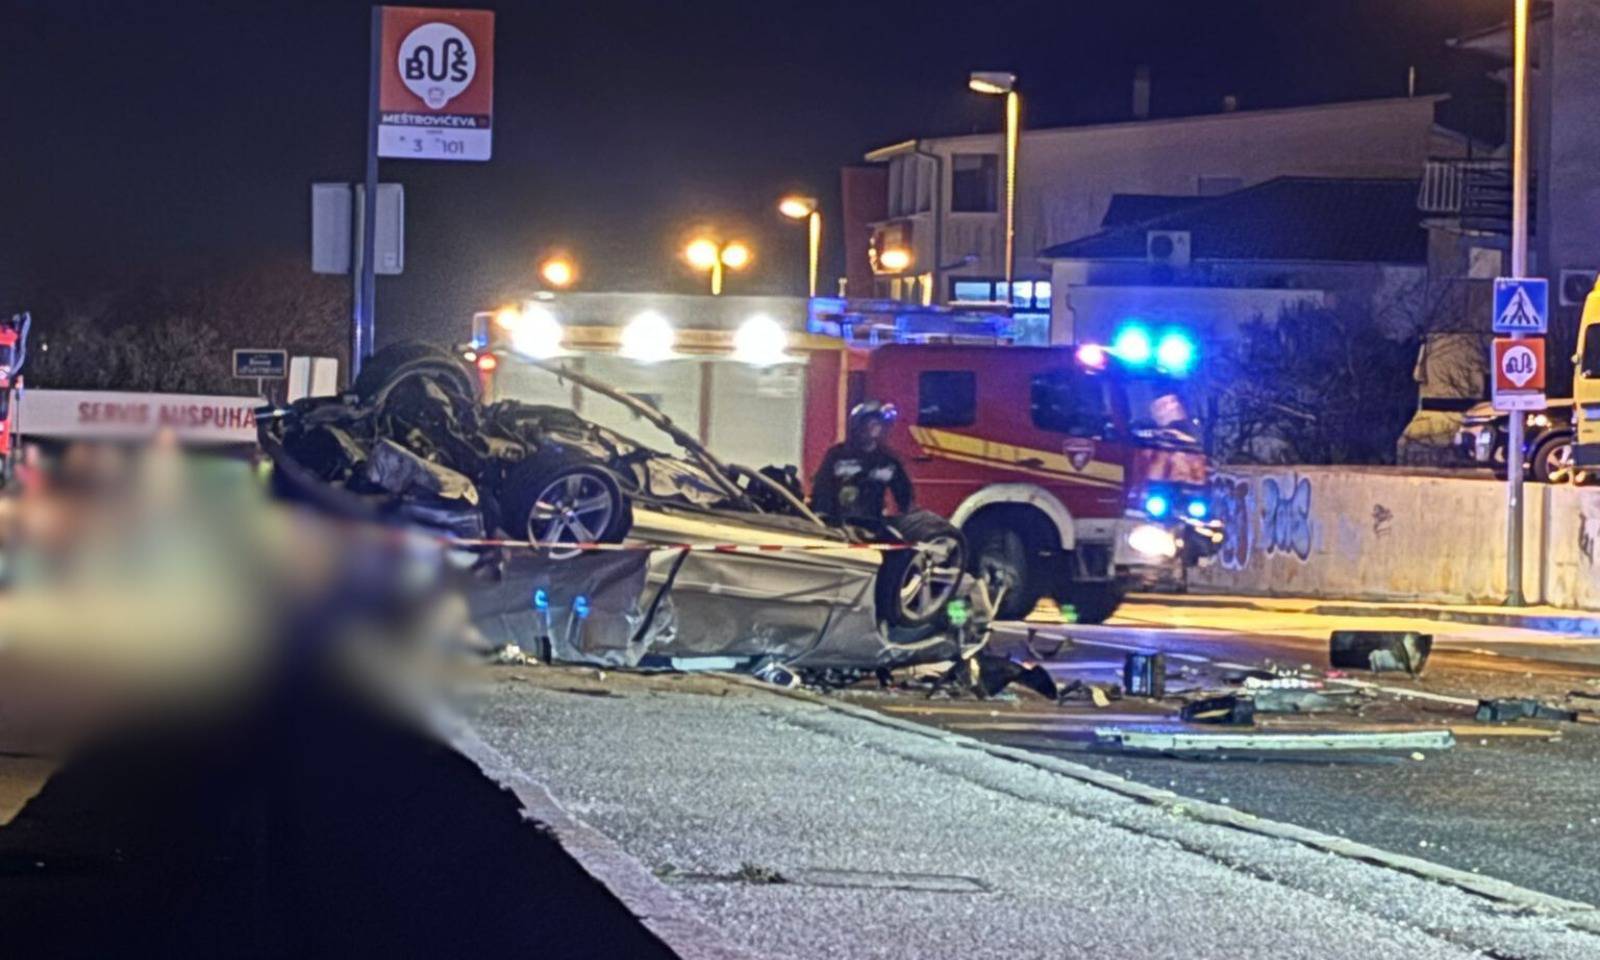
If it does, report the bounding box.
[447,537,929,554]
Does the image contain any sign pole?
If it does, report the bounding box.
[1504,0,1530,607]
[353,6,382,380]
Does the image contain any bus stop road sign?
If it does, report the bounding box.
[1493,277,1548,334]
[1492,337,1546,412]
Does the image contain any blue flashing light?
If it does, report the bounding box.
[1144,494,1170,518]
[574,595,591,619]
[1155,331,1196,375]
[533,588,549,611]
[1113,325,1153,365]
[1186,499,1209,520]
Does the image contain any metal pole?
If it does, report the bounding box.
[1505,0,1530,606]
[807,210,821,298]
[1003,90,1019,290]
[711,253,723,296]
[354,6,382,379]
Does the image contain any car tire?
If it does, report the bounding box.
[1531,433,1575,484]
[1061,582,1124,624]
[968,523,1042,621]
[497,448,632,556]
[353,342,478,407]
[875,510,966,628]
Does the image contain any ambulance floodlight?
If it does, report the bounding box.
[619,310,677,363]
[733,314,792,366]
[1156,331,1196,375]
[1113,325,1153,365]
[1076,343,1109,370]
[506,302,565,359]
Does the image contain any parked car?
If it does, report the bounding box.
[1455,399,1582,483]
[257,342,980,669]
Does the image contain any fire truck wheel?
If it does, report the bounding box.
[498,449,632,558]
[1062,582,1123,624]
[968,524,1041,621]
[876,510,967,628]
[354,342,478,407]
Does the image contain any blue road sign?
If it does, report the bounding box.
[1493,277,1548,334]
[233,349,288,379]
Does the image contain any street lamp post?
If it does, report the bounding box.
[540,256,576,289]
[778,195,821,297]
[685,238,751,296]
[969,71,1020,290]
[1505,0,1531,606]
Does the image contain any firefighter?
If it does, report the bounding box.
[810,401,914,525]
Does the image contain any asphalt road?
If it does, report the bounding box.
[844,598,1600,906]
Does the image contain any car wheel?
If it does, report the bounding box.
[1061,582,1124,624]
[498,449,631,557]
[353,342,478,407]
[1532,434,1575,483]
[875,510,966,628]
[968,523,1041,621]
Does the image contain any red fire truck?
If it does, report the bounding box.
[799,329,1217,622]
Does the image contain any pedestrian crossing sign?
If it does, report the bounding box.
[1493,277,1548,334]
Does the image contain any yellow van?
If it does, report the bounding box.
[1576,279,1600,471]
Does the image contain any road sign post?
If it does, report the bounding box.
[351,6,494,379]
[1492,273,1547,609]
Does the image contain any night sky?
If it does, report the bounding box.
[2,0,1508,344]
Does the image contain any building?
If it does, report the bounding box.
[1039,176,1430,347]
[848,94,1466,341]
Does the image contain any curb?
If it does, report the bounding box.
[1307,603,1600,637]
[723,674,1600,937]
[1134,593,1600,637]
[431,705,754,960]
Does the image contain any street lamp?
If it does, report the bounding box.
[540,256,576,289]
[685,237,751,295]
[778,195,821,297]
[968,70,1020,289]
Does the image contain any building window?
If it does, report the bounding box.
[951,154,999,212]
[950,278,1050,310]
[1031,370,1111,437]
[1582,326,1600,378]
[917,371,977,427]
[1197,175,1242,196]
[952,280,992,302]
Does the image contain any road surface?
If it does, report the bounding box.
[841,597,1600,905]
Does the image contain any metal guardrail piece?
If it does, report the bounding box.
[1093,728,1456,754]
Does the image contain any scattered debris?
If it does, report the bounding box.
[1410,752,1427,761]
[1095,728,1455,756]
[1058,679,1123,707]
[753,661,800,689]
[1474,698,1579,724]
[1329,630,1432,675]
[1123,652,1166,698]
[1181,694,1256,725]
[1251,688,1360,714]
[1243,676,1321,690]
[942,654,1059,700]
[492,644,531,665]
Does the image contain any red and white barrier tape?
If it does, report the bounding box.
[449,537,925,554]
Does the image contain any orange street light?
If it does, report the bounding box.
[684,237,751,295]
[540,256,576,288]
[778,195,821,297]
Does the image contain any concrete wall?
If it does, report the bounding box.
[1191,465,1600,610]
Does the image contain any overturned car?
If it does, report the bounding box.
[258,342,985,670]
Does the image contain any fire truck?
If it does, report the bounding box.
[798,316,1218,622]
[474,296,1220,623]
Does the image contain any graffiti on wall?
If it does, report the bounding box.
[1261,474,1314,561]
[1211,473,1254,570]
